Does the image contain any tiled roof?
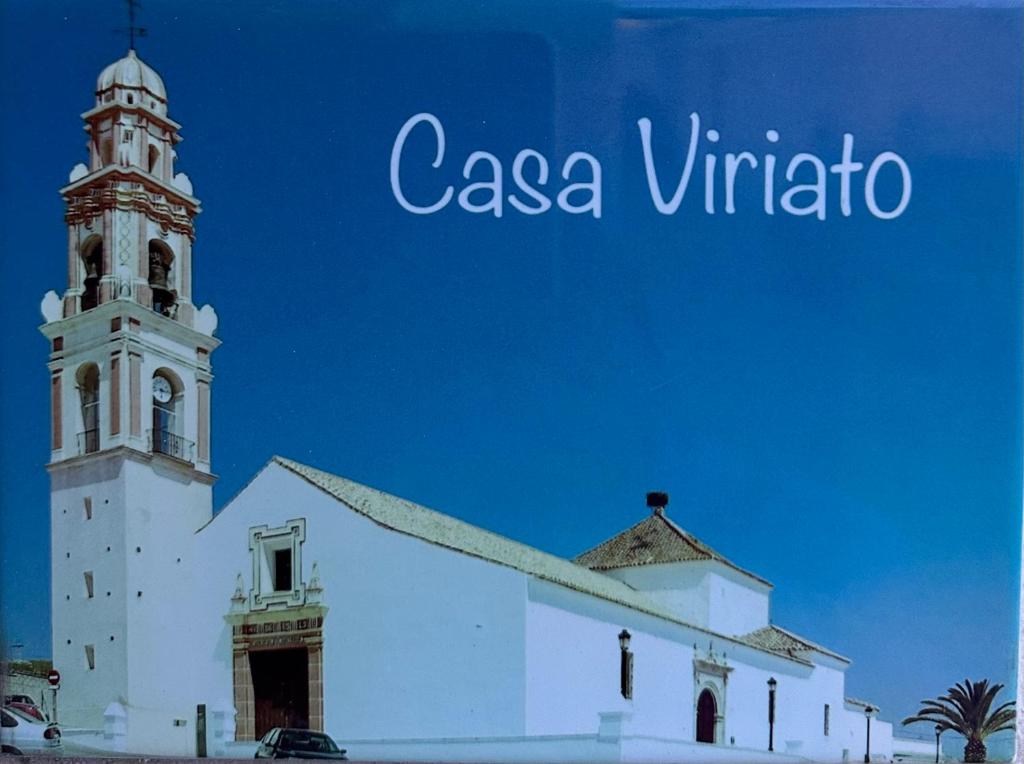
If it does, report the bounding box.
[740,625,850,664]
[573,511,772,587]
[269,457,812,666]
[844,697,879,711]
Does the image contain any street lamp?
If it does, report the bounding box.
[863,705,875,764]
[934,724,942,763]
[618,630,633,699]
[767,677,777,752]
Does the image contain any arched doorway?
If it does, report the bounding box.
[696,688,717,743]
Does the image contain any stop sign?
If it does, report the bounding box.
[47,669,60,686]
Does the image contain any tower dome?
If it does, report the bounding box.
[96,49,167,114]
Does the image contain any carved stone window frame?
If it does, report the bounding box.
[249,518,306,610]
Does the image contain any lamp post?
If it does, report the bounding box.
[767,677,777,752]
[618,630,633,699]
[863,705,875,764]
[934,724,942,763]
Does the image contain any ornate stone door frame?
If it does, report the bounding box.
[226,605,327,740]
[693,648,732,744]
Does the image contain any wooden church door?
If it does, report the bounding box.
[696,688,717,743]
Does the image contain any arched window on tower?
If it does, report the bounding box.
[151,370,191,462]
[148,145,161,175]
[148,240,177,317]
[100,136,113,166]
[77,364,100,454]
[80,236,104,311]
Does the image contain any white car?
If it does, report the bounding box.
[0,706,62,754]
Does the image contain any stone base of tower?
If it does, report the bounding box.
[48,446,214,754]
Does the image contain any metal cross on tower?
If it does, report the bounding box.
[117,0,148,50]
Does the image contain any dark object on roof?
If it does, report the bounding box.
[646,492,669,510]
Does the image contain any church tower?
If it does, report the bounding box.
[40,49,219,739]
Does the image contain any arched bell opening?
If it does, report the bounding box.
[148,240,177,317]
[80,235,104,311]
[76,363,100,454]
[148,145,161,175]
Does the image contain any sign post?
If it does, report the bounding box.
[47,669,60,724]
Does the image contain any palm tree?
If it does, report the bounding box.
[902,678,1015,763]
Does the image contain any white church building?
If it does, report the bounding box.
[40,49,933,763]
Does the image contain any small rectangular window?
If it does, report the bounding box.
[84,571,94,598]
[84,497,92,520]
[274,549,292,592]
[84,644,95,670]
[824,703,830,736]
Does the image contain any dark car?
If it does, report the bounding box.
[254,728,347,760]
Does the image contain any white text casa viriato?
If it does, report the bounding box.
[390,112,911,221]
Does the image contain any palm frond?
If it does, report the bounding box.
[904,678,1013,744]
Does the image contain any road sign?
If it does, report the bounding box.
[47,669,60,686]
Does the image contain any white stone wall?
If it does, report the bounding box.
[522,576,855,761]
[705,569,772,636]
[189,462,529,743]
[50,452,212,751]
[603,561,771,636]
[50,456,131,729]
[55,457,896,761]
[120,457,212,752]
[838,705,894,763]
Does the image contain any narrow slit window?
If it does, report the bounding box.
[824,704,830,736]
[84,644,95,670]
[84,571,94,598]
[84,497,92,520]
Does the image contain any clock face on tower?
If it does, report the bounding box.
[152,376,173,404]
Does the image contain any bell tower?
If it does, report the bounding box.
[40,48,220,746]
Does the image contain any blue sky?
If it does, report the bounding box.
[0,0,1020,739]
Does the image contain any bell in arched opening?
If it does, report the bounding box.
[81,237,104,311]
[148,240,177,317]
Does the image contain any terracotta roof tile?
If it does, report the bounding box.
[268,456,814,667]
[740,625,850,664]
[573,511,772,587]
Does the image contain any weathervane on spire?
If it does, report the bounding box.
[116,0,147,50]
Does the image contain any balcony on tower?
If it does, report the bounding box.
[148,428,195,463]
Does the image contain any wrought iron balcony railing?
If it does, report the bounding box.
[148,429,195,463]
[77,428,100,455]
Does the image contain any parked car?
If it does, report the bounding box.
[2,697,34,706]
[0,707,61,755]
[254,728,346,760]
[2,701,46,722]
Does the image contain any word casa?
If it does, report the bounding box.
[389,112,911,221]
[390,113,601,218]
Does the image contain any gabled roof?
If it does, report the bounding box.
[844,697,880,712]
[573,510,772,587]
[740,624,850,664]
[270,456,814,666]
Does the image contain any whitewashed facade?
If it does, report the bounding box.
[42,50,918,763]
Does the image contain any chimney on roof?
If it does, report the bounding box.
[646,491,669,515]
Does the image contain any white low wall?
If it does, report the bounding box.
[892,735,937,762]
[340,734,809,763]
